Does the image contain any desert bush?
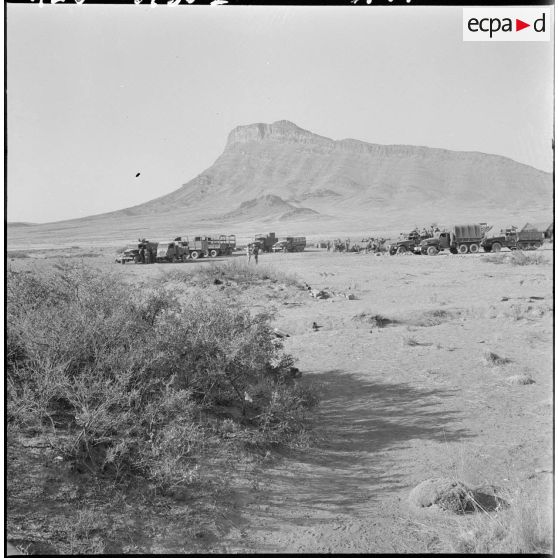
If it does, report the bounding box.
[484,251,547,266]
[7,261,317,491]
[482,351,511,367]
[509,251,547,266]
[450,487,552,553]
[8,250,30,259]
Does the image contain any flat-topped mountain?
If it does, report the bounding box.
[8,120,553,247]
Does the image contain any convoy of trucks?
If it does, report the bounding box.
[419,224,484,255]
[116,223,547,264]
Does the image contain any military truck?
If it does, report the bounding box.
[116,240,158,264]
[482,227,544,252]
[420,224,484,255]
[254,232,277,253]
[206,234,235,257]
[174,236,208,259]
[388,229,429,255]
[272,236,306,253]
[156,241,187,262]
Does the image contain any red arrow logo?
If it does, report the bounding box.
[516,19,530,31]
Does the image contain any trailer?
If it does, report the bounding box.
[420,224,484,255]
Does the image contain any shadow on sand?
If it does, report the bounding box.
[229,369,474,545]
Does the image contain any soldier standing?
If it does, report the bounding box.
[139,245,145,264]
[252,244,259,264]
[145,246,151,264]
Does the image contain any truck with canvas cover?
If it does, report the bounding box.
[254,232,277,253]
[272,236,306,253]
[482,227,544,252]
[206,234,235,257]
[156,241,187,262]
[116,240,158,264]
[420,224,484,255]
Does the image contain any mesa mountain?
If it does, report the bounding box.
[9,120,552,246]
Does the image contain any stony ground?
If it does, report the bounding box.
[7,246,553,553]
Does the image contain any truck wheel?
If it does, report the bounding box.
[483,245,492,253]
[491,242,501,253]
[533,242,542,249]
[458,244,469,254]
[469,244,479,254]
[191,251,200,259]
[397,246,407,254]
[450,247,458,254]
[182,255,188,262]
[210,249,218,258]
[427,246,438,256]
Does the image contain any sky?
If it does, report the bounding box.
[7,4,554,223]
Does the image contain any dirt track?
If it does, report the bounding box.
[208,249,553,552]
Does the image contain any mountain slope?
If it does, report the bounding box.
[8,120,553,246]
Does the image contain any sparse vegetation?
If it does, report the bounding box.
[8,250,30,259]
[162,259,302,288]
[449,487,552,553]
[484,251,547,266]
[509,251,547,266]
[7,261,318,551]
[483,350,511,367]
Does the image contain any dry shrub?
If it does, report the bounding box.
[509,251,547,266]
[8,251,30,259]
[7,262,318,491]
[409,308,460,327]
[485,251,547,266]
[483,351,511,367]
[450,486,552,553]
[352,312,396,328]
[506,374,535,385]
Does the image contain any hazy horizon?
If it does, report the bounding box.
[7,4,554,224]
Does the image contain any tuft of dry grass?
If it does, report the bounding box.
[508,251,547,266]
[448,486,553,553]
[483,350,511,367]
[352,312,396,328]
[409,308,460,327]
[506,374,535,385]
[484,251,547,266]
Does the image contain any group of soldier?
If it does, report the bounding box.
[246,243,260,264]
[138,243,155,264]
[325,238,388,253]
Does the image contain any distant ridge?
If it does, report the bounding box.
[8,120,553,246]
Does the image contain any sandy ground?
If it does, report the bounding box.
[7,247,553,553]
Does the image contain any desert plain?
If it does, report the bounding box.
[7,241,553,554]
